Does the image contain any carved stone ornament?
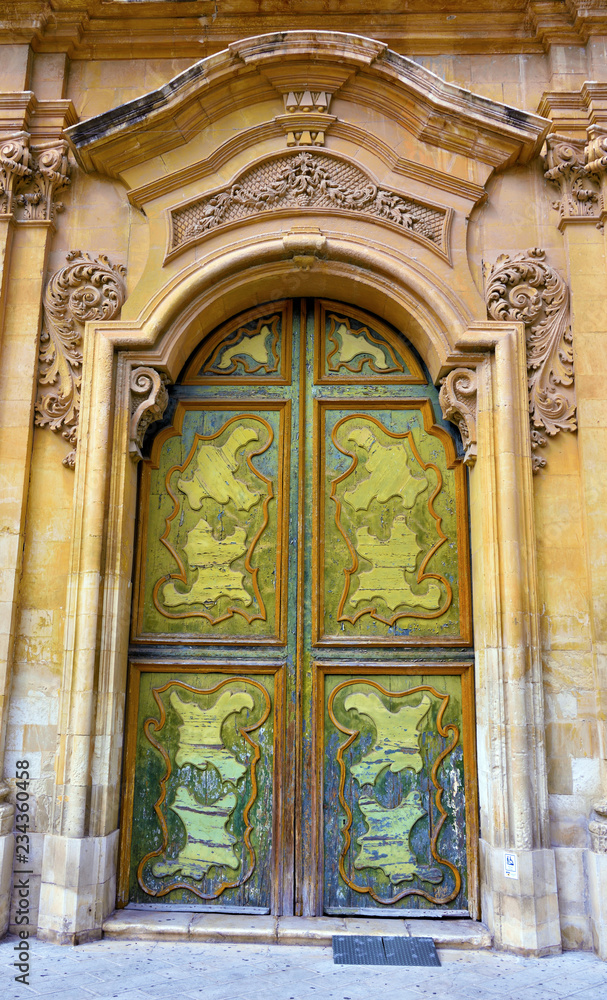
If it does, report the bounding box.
[1,134,71,222]
[36,251,127,468]
[544,135,600,220]
[438,368,478,466]
[168,150,450,262]
[275,90,336,147]
[589,801,607,855]
[485,248,575,473]
[16,140,72,222]
[0,133,33,215]
[129,366,170,463]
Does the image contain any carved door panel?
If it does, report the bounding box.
[119,299,477,917]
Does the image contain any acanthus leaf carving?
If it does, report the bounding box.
[544,135,600,220]
[485,247,575,473]
[16,140,71,222]
[129,366,170,463]
[169,151,450,262]
[36,251,127,468]
[438,368,478,466]
[0,133,32,216]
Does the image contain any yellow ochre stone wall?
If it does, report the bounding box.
[0,1,606,957]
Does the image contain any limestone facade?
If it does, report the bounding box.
[0,0,606,959]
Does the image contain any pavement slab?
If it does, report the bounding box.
[0,935,606,1000]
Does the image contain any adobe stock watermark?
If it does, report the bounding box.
[13,759,32,985]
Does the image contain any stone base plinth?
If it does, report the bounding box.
[587,851,607,961]
[0,831,14,937]
[37,831,119,945]
[480,840,562,956]
[103,910,493,949]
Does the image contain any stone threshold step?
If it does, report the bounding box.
[103,911,492,950]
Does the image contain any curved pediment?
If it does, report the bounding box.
[66,30,550,181]
[166,148,452,264]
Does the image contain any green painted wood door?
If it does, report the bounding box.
[119,299,478,918]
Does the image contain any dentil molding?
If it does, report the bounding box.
[36,251,127,468]
[485,248,576,473]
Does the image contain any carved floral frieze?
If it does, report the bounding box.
[168,151,451,262]
[485,248,575,473]
[0,134,71,222]
[36,251,127,468]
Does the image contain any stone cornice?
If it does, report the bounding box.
[4,1,607,58]
[65,31,550,180]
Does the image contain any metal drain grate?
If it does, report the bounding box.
[332,935,440,967]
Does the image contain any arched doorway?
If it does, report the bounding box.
[118,297,478,918]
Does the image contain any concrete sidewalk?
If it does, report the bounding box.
[2,935,607,1000]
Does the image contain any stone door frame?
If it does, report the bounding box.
[36,239,560,953]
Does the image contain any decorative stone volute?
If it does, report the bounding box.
[438,368,478,466]
[485,248,576,473]
[17,140,71,222]
[544,126,607,227]
[0,132,32,216]
[0,134,71,222]
[544,134,600,220]
[36,251,127,468]
[129,367,170,462]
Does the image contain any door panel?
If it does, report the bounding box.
[133,401,291,644]
[313,400,470,645]
[120,662,285,911]
[121,298,476,919]
[316,662,476,915]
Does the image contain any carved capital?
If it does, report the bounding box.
[485,247,575,473]
[439,368,478,466]
[584,130,607,199]
[543,134,600,220]
[129,367,170,462]
[589,801,607,855]
[36,251,127,467]
[0,132,33,216]
[16,140,71,222]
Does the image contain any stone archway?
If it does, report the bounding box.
[37,32,559,954]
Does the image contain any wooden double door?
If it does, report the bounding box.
[119,298,478,918]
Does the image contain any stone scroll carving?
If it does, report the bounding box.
[36,251,127,468]
[168,151,450,261]
[0,134,71,221]
[129,366,170,463]
[544,131,607,225]
[438,368,478,467]
[0,134,33,215]
[544,136,600,220]
[485,248,576,473]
